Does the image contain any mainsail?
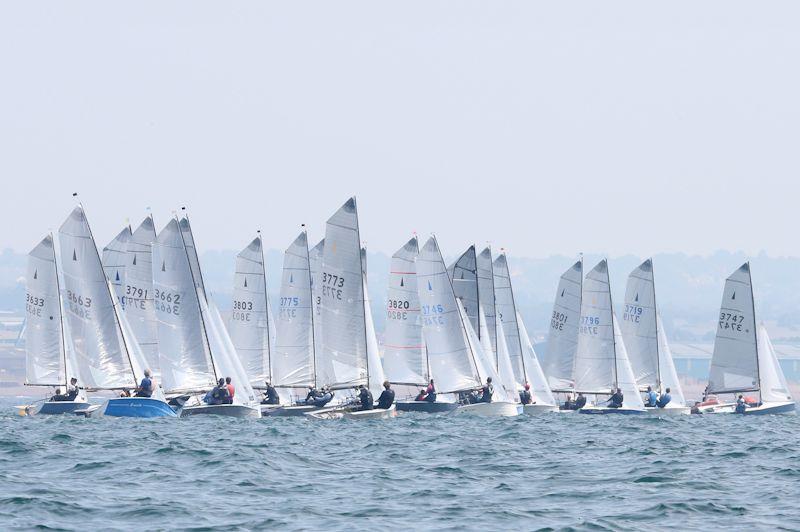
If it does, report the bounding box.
[124,216,160,375]
[316,198,369,389]
[179,215,207,302]
[309,238,325,359]
[542,260,582,391]
[382,237,427,386]
[416,236,481,394]
[492,253,525,386]
[448,246,479,336]
[707,263,759,394]
[25,235,67,386]
[573,260,616,394]
[58,206,136,389]
[152,219,217,394]
[621,259,659,389]
[102,226,131,307]
[273,231,316,388]
[229,235,274,388]
[476,247,497,359]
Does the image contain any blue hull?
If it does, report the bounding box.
[579,408,646,415]
[104,398,178,418]
[396,401,459,413]
[38,401,90,415]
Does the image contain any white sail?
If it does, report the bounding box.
[179,216,207,301]
[492,253,525,386]
[416,236,481,393]
[517,313,557,405]
[116,306,164,401]
[152,219,217,394]
[613,317,645,409]
[364,271,386,397]
[25,235,66,386]
[656,314,686,406]
[382,237,427,386]
[462,301,513,403]
[205,297,259,406]
[708,263,759,394]
[477,247,497,358]
[757,325,792,403]
[573,260,617,394]
[102,226,131,307]
[58,206,136,389]
[316,198,368,389]
[273,231,316,388]
[124,216,160,375]
[448,246,479,336]
[229,236,273,387]
[542,260,582,391]
[495,317,521,399]
[309,238,325,359]
[621,259,659,389]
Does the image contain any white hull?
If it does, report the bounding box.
[457,402,521,417]
[644,405,691,416]
[579,406,646,415]
[522,403,558,415]
[696,400,795,415]
[306,404,397,420]
[180,403,261,418]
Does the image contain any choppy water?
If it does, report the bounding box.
[0,398,798,530]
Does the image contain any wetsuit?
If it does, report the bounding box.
[656,393,671,408]
[358,388,374,410]
[376,389,395,409]
[608,392,623,408]
[425,383,437,403]
[480,384,494,403]
[574,395,587,409]
[735,397,746,414]
[519,390,532,405]
[262,386,280,405]
[311,391,333,408]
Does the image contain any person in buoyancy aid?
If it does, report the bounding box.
[415,389,428,401]
[425,379,437,403]
[656,387,672,408]
[479,377,494,403]
[357,384,374,411]
[52,377,79,402]
[303,386,319,405]
[311,387,334,408]
[376,381,395,410]
[134,369,155,398]
[519,382,533,405]
[224,377,235,405]
[262,382,280,405]
[574,392,587,409]
[205,378,230,405]
[644,385,657,407]
[607,388,624,408]
[735,394,747,414]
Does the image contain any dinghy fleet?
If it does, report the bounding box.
[19,196,795,419]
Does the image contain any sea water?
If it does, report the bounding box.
[0,397,798,530]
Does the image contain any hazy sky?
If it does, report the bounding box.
[1,2,798,259]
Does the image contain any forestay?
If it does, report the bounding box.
[621,259,659,389]
[309,238,325,359]
[152,219,217,394]
[448,246,479,337]
[124,216,160,375]
[102,226,131,307]
[757,325,793,403]
[476,247,497,359]
[708,263,759,394]
[573,260,616,394]
[179,216,207,302]
[542,260,582,391]
[229,236,274,387]
[273,231,316,388]
[416,236,481,394]
[382,237,427,386]
[316,198,368,389]
[58,206,136,389]
[492,253,525,386]
[25,235,66,386]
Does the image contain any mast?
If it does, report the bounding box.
[181,207,208,302]
[567,254,584,392]
[748,262,761,401]
[175,213,218,383]
[650,258,663,394]
[607,259,619,390]
[257,230,273,383]
[51,231,69,388]
[353,199,370,386]
[303,225,317,389]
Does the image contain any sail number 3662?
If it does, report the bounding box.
[154,289,181,315]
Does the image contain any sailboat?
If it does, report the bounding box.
[153,217,260,418]
[697,263,794,415]
[574,260,645,415]
[418,236,519,417]
[269,230,323,417]
[541,259,582,404]
[493,252,558,413]
[59,206,177,418]
[621,259,689,415]
[17,234,89,415]
[304,198,394,420]
[229,233,276,411]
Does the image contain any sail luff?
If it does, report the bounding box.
[542,260,583,391]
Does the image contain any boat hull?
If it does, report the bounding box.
[104,397,178,418]
[579,406,646,415]
[180,404,261,419]
[306,405,397,420]
[395,400,459,413]
[18,400,90,416]
[522,403,559,415]
[643,405,691,416]
[259,404,284,415]
[697,401,795,415]
[267,405,320,417]
[457,402,521,417]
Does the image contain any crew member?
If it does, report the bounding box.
[357,384,374,411]
[262,382,280,405]
[644,385,657,407]
[607,388,623,408]
[134,369,154,398]
[519,383,533,405]
[656,387,672,409]
[376,381,395,409]
[479,377,494,403]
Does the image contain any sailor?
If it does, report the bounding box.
[519,383,533,405]
[644,385,657,407]
[304,386,319,404]
[134,369,154,398]
[574,392,587,409]
[607,388,623,408]
[656,387,672,409]
[415,389,428,401]
[224,377,235,404]
[425,379,437,403]
[376,381,395,409]
[735,394,746,414]
[51,377,79,402]
[206,378,229,405]
[561,394,575,410]
[357,384,374,411]
[479,377,494,403]
[262,382,280,405]
[311,387,334,408]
